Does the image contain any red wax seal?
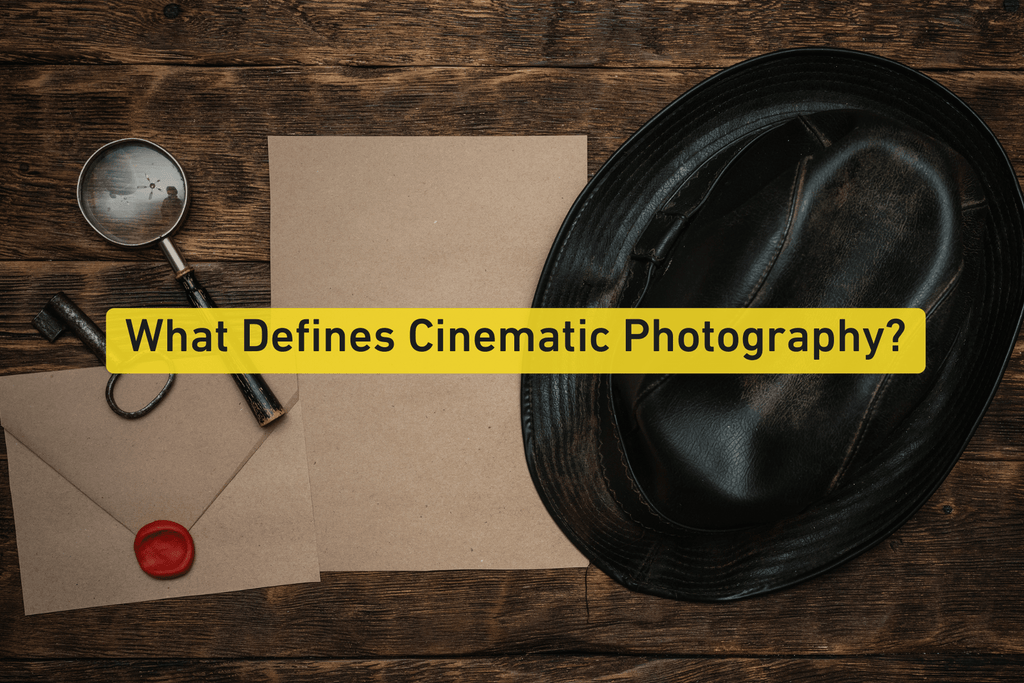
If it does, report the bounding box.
[134,520,195,579]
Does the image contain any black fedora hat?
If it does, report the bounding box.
[521,48,1024,601]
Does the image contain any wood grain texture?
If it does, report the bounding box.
[1,453,1021,658]
[1,1,1023,69]
[2,67,1024,263]
[0,262,270,374]
[1,656,1024,682]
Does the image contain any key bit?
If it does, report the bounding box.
[34,292,107,362]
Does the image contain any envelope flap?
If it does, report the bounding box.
[0,368,297,532]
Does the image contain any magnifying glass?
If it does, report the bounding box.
[78,139,285,427]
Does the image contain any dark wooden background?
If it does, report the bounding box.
[2,1,1024,680]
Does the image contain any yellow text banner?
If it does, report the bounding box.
[106,308,925,375]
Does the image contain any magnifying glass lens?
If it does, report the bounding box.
[79,140,187,246]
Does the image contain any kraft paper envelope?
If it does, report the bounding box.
[269,136,589,570]
[0,369,320,614]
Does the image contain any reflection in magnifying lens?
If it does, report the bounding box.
[79,141,189,247]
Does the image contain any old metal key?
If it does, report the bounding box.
[33,292,174,419]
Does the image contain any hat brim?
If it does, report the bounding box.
[521,48,1024,601]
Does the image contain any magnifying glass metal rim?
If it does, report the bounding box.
[77,137,193,250]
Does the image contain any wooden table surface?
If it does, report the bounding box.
[2,2,1024,680]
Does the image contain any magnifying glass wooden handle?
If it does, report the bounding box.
[176,268,217,310]
[177,268,285,427]
[164,240,286,428]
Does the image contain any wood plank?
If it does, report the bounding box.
[0,261,270,374]
[1,458,1021,657]
[2,67,1024,263]
[1,1,1023,70]
[0,65,688,262]
[0,656,1023,682]
[969,339,1024,461]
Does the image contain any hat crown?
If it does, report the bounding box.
[612,111,985,531]
[525,49,1024,601]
